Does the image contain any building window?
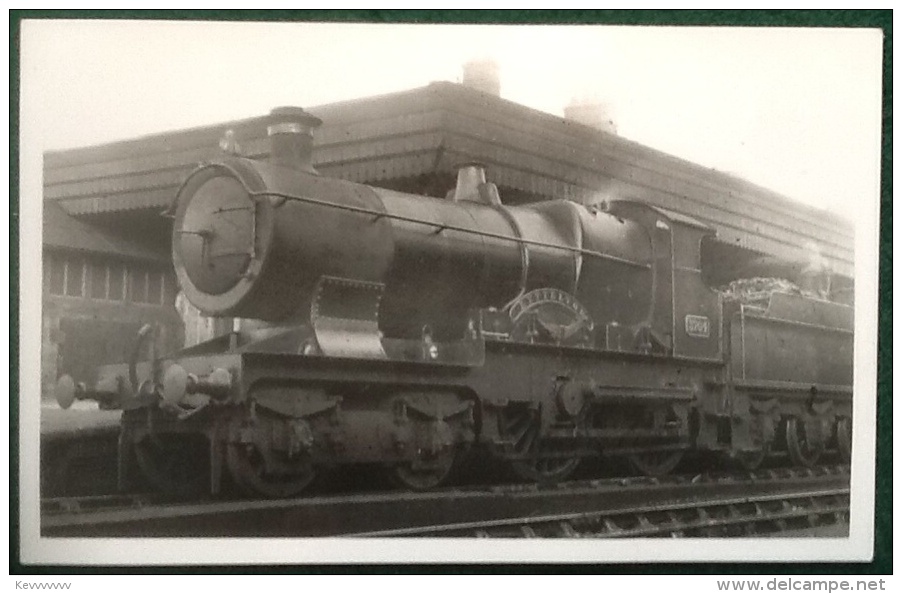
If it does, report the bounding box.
[163,272,178,306]
[48,254,66,295]
[65,257,85,297]
[128,266,150,303]
[45,254,173,306]
[43,254,50,292]
[148,270,164,305]
[88,259,108,300]
[132,267,169,305]
[108,262,125,301]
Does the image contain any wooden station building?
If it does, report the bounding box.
[41,68,854,398]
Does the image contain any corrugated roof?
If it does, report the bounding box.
[42,202,166,263]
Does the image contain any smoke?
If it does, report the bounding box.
[581,178,643,208]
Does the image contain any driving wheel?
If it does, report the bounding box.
[628,449,685,477]
[387,447,458,491]
[502,406,581,483]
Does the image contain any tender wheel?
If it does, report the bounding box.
[785,416,826,468]
[134,434,209,498]
[226,442,316,499]
[387,447,458,491]
[733,446,769,471]
[733,414,773,471]
[628,449,685,477]
[502,406,581,483]
[512,454,581,484]
[835,417,852,463]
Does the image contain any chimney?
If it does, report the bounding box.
[267,106,323,173]
[564,97,617,134]
[462,59,501,97]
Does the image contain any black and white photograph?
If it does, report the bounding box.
[17,17,884,566]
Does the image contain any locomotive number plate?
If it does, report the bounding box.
[685,314,710,338]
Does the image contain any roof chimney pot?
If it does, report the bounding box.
[462,59,501,97]
[564,98,617,134]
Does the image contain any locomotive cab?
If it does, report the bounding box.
[604,200,723,361]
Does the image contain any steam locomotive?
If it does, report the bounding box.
[55,107,854,498]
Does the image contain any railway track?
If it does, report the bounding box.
[348,489,848,538]
[41,464,849,538]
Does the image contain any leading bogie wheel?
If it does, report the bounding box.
[226,442,317,498]
[133,434,210,499]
